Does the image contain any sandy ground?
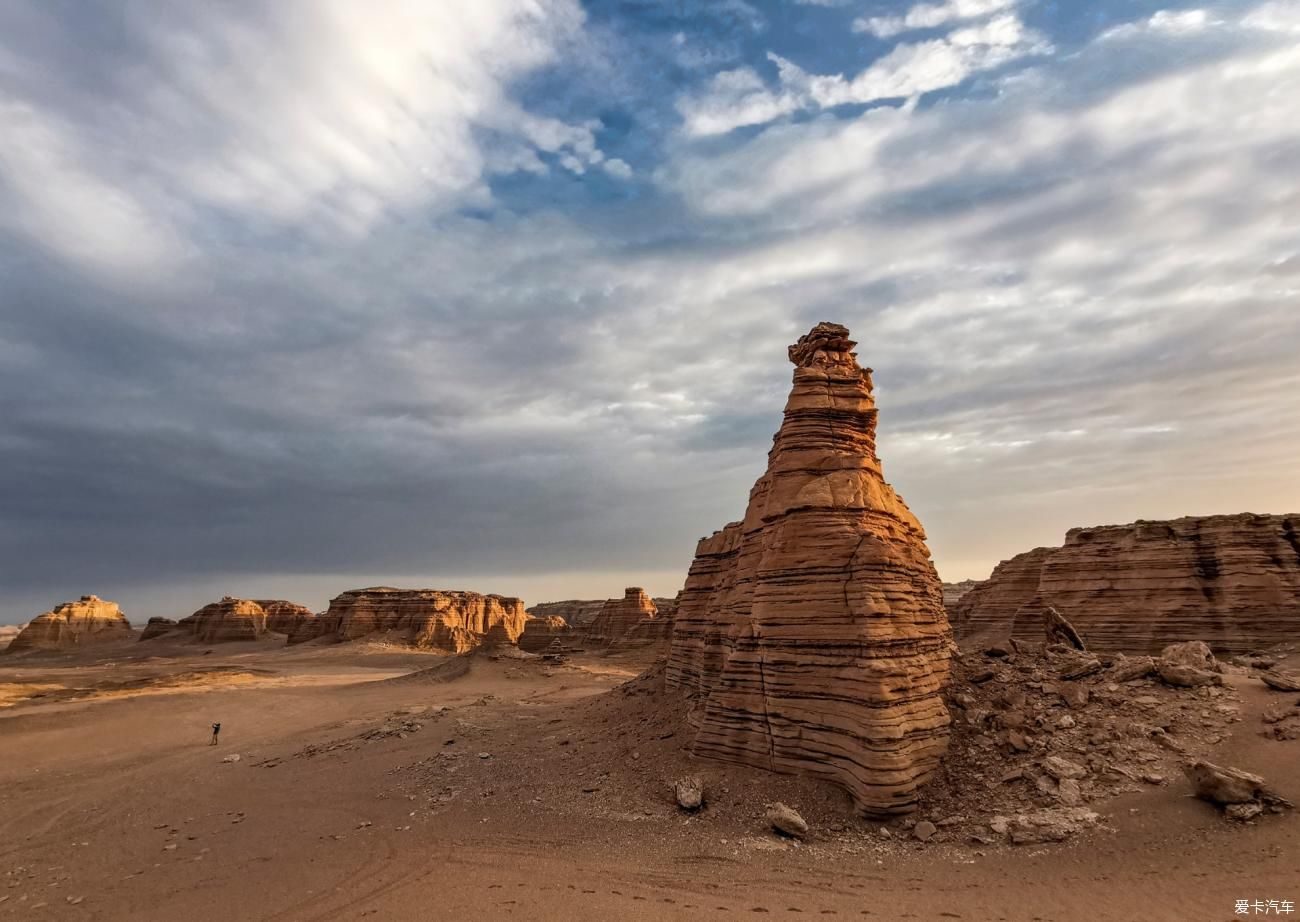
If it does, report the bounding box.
[0,640,1296,922]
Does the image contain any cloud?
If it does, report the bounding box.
[678,14,1050,135]
[854,0,1019,39]
[0,0,621,274]
[1,1,1298,619]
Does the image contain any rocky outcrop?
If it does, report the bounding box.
[0,624,24,649]
[948,548,1055,646]
[524,599,606,627]
[7,596,133,652]
[518,616,572,652]
[652,595,681,621]
[139,617,180,640]
[584,588,659,646]
[290,588,526,653]
[172,597,315,644]
[253,600,316,635]
[665,322,953,817]
[942,580,978,612]
[952,514,1300,654]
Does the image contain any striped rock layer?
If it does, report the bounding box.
[951,514,1300,654]
[584,587,660,646]
[290,588,526,653]
[518,616,571,652]
[665,322,953,817]
[524,599,606,627]
[7,596,133,652]
[174,597,316,644]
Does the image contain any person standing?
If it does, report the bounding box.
[210,722,221,746]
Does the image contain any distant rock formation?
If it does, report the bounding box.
[941,580,979,611]
[289,588,526,653]
[7,596,133,653]
[665,322,953,817]
[0,624,24,649]
[524,599,606,627]
[168,597,316,644]
[139,617,179,641]
[518,616,571,652]
[951,514,1300,653]
[584,588,658,646]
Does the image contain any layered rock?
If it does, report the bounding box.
[7,596,133,653]
[952,514,1300,654]
[665,322,953,817]
[941,580,978,612]
[139,617,180,641]
[291,588,526,653]
[948,547,1055,646]
[524,599,606,627]
[518,616,572,652]
[0,624,23,649]
[174,597,315,644]
[584,587,659,646]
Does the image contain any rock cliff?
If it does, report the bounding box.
[290,588,526,653]
[524,599,606,626]
[174,597,315,644]
[518,616,572,652]
[7,596,133,652]
[951,514,1300,654]
[584,588,659,646]
[139,617,180,640]
[665,322,953,817]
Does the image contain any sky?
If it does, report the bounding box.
[2,0,1298,623]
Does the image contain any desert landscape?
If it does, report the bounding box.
[2,323,1297,922]
[4,3,1300,920]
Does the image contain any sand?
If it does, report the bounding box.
[0,639,1296,922]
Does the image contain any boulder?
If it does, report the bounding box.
[766,802,808,839]
[1183,760,1292,812]
[1109,655,1157,682]
[665,323,952,817]
[1160,641,1219,671]
[1043,606,1086,651]
[673,776,704,811]
[950,514,1300,654]
[7,596,133,652]
[1260,669,1300,692]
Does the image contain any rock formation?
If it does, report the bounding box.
[139,617,180,640]
[289,588,526,653]
[942,580,978,612]
[7,596,133,653]
[665,322,953,817]
[951,514,1300,654]
[0,624,24,649]
[518,616,572,653]
[173,597,315,644]
[524,599,606,627]
[584,587,659,646]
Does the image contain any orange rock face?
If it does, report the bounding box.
[7,596,133,652]
[518,616,572,652]
[525,599,606,627]
[584,588,659,646]
[293,588,526,653]
[666,322,953,817]
[952,514,1300,654]
[174,597,315,644]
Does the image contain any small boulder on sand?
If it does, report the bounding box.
[673,776,704,811]
[1260,669,1300,692]
[1158,641,1222,688]
[1183,760,1293,818]
[766,802,808,839]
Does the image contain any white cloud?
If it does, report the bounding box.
[0,0,626,277]
[678,13,1050,135]
[854,0,1018,39]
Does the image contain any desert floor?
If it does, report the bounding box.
[0,638,1296,922]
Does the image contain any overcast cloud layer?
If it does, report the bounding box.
[2,0,1298,622]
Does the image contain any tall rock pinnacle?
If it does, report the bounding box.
[667,322,953,816]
